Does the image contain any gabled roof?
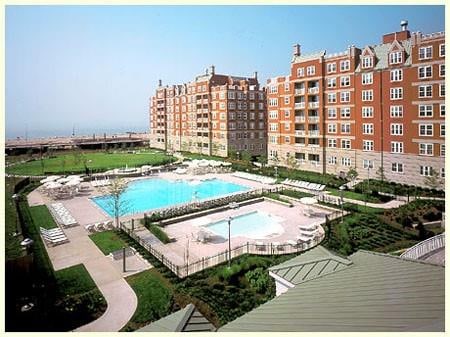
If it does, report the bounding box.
[388,39,405,52]
[137,304,216,332]
[269,246,353,285]
[220,248,444,332]
[356,39,412,71]
[292,50,326,63]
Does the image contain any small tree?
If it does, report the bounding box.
[423,168,443,190]
[228,150,238,160]
[40,157,45,174]
[256,155,267,169]
[73,147,82,166]
[285,154,298,172]
[346,168,358,186]
[104,178,129,228]
[376,166,386,182]
[240,150,252,164]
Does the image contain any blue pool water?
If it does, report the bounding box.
[91,178,249,216]
[206,211,280,239]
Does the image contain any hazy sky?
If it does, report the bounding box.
[6,5,444,138]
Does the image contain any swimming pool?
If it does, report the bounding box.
[206,211,284,239]
[91,178,249,216]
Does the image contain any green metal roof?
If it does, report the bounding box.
[269,246,353,285]
[356,39,412,71]
[220,248,444,332]
[137,304,216,332]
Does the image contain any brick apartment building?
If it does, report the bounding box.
[149,66,267,158]
[267,21,445,188]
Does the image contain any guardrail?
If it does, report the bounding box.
[400,233,445,261]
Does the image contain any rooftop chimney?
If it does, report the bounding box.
[158,79,162,87]
[254,71,258,80]
[293,44,301,57]
[400,20,408,31]
[210,65,215,75]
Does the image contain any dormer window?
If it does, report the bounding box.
[362,56,373,69]
[389,51,403,65]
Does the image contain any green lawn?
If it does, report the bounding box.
[89,230,129,255]
[29,205,58,229]
[123,269,174,331]
[327,188,390,203]
[5,178,24,260]
[6,150,174,176]
[55,264,98,297]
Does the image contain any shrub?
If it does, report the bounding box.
[245,268,271,294]
[148,224,171,244]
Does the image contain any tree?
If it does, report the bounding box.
[376,166,386,182]
[423,168,443,190]
[240,150,252,164]
[256,155,267,169]
[228,150,238,160]
[104,178,129,228]
[346,167,358,185]
[285,153,298,172]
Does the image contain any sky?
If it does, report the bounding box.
[5,5,445,139]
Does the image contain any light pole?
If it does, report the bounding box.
[236,151,240,161]
[227,216,233,268]
[339,185,345,222]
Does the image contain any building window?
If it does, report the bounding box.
[440,104,445,117]
[269,111,278,119]
[269,86,278,94]
[340,107,351,118]
[306,66,315,76]
[440,64,445,77]
[441,144,445,157]
[362,123,374,134]
[328,108,337,119]
[284,96,290,104]
[391,123,403,136]
[228,102,236,109]
[419,46,433,60]
[391,141,403,153]
[361,56,373,68]
[228,91,236,99]
[362,90,373,101]
[441,167,445,178]
[390,105,403,118]
[327,77,337,88]
[285,122,290,131]
[420,166,433,176]
[297,67,304,77]
[328,123,337,133]
[341,123,350,134]
[418,105,433,117]
[340,91,350,103]
[390,69,403,82]
[390,87,403,100]
[269,123,278,131]
[439,44,445,57]
[440,124,445,137]
[340,76,350,87]
[328,139,337,148]
[392,163,404,173]
[327,63,336,73]
[341,139,351,149]
[284,110,290,118]
[328,93,337,103]
[389,51,403,64]
[362,106,374,118]
[363,159,374,169]
[362,72,373,85]
[285,136,290,143]
[285,82,290,92]
[419,143,433,156]
[340,60,350,71]
[269,98,278,107]
[363,140,374,152]
[419,124,433,136]
[418,65,433,79]
[418,85,433,98]
[341,157,352,166]
[440,84,445,97]
[328,156,337,165]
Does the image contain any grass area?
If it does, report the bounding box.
[89,230,129,255]
[123,269,174,331]
[279,189,314,199]
[6,150,174,176]
[5,178,24,260]
[354,179,445,198]
[28,205,58,229]
[6,182,107,332]
[327,187,392,203]
[54,264,98,296]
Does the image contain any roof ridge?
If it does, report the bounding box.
[352,250,445,268]
[269,255,352,272]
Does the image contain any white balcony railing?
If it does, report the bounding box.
[295,116,306,123]
[308,102,320,109]
[308,130,320,136]
[308,87,319,94]
[308,116,319,123]
[294,102,305,109]
[295,130,306,136]
[295,88,305,95]
[295,142,305,147]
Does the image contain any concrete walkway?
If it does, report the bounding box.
[342,197,406,209]
[43,217,138,331]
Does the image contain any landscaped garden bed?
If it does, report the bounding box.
[354,179,445,198]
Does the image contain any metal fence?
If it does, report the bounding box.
[400,233,445,261]
[120,220,325,279]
